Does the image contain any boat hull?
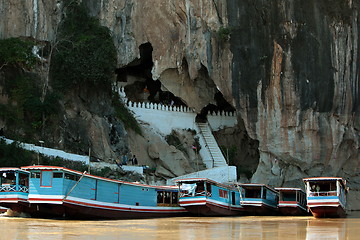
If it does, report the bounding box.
[278,206,309,216]
[182,202,243,216]
[278,201,309,216]
[63,202,188,219]
[12,201,187,219]
[179,197,243,216]
[241,199,278,216]
[309,206,346,218]
[241,205,278,216]
[0,196,29,214]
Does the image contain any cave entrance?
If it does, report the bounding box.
[195,91,236,123]
[115,42,187,107]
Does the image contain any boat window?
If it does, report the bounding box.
[1,172,16,185]
[64,173,79,181]
[196,182,205,193]
[157,191,179,206]
[164,191,171,204]
[157,191,164,203]
[262,188,267,199]
[180,183,197,196]
[232,192,236,205]
[299,191,306,206]
[19,173,29,187]
[245,188,261,198]
[31,172,41,178]
[310,182,336,192]
[53,172,63,178]
[282,192,296,201]
[219,189,228,198]
[172,192,178,204]
[206,183,212,194]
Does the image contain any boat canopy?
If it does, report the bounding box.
[21,165,177,190]
[275,187,305,192]
[0,168,29,174]
[303,177,347,188]
[236,183,277,191]
[175,178,235,190]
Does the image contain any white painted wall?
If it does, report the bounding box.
[128,102,197,135]
[1,137,145,175]
[114,86,238,135]
[208,112,238,131]
[1,137,89,164]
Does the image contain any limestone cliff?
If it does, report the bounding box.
[226,0,360,210]
[1,0,360,209]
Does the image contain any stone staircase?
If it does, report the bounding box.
[196,122,228,168]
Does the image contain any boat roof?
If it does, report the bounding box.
[21,165,177,190]
[303,177,343,181]
[174,178,213,183]
[236,183,272,187]
[275,187,305,192]
[174,178,236,189]
[303,177,347,187]
[0,167,29,174]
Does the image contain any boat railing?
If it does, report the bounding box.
[0,184,29,193]
[180,191,211,197]
[309,191,337,197]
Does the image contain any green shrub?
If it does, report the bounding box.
[219,145,237,164]
[112,95,142,135]
[0,139,33,167]
[2,75,60,133]
[0,38,37,69]
[217,26,232,41]
[50,2,117,92]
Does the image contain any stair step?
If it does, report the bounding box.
[196,122,227,168]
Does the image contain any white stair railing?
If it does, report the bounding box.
[196,122,228,168]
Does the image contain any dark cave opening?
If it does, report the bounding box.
[115,42,186,107]
[195,92,236,123]
[115,42,153,81]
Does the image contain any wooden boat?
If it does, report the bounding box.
[175,178,243,216]
[303,177,348,218]
[2,165,187,219]
[0,168,29,213]
[235,183,279,215]
[275,187,309,216]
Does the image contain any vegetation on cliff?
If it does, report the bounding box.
[50,2,117,92]
[0,38,37,70]
[0,37,60,141]
[0,74,60,139]
[112,95,142,135]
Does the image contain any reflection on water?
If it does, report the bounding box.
[1,212,360,240]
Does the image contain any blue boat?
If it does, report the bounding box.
[1,165,188,219]
[175,178,243,216]
[0,168,29,213]
[303,177,348,218]
[236,183,279,215]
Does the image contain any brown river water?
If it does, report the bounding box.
[1,212,360,240]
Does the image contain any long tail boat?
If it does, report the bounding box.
[1,166,188,219]
[0,168,29,213]
[235,183,279,215]
[175,178,243,216]
[303,177,348,218]
[275,187,310,216]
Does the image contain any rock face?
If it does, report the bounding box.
[1,0,360,209]
[227,1,360,187]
